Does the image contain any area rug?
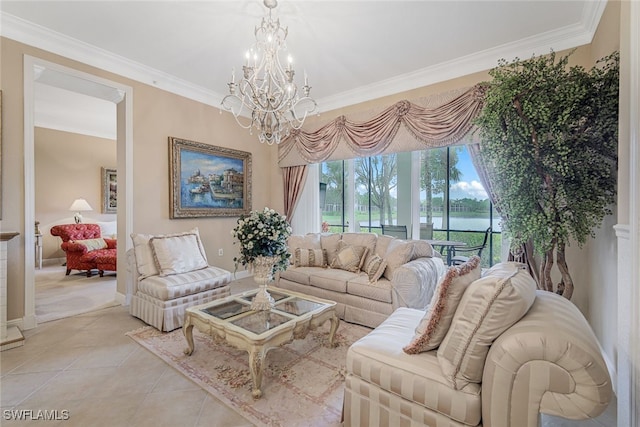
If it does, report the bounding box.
[126,321,372,427]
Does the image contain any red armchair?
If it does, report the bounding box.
[50,224,117,277]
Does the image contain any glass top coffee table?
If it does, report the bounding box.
[183,287,339,398]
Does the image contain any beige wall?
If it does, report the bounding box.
[35,127,117,260]
[1,37,281,321]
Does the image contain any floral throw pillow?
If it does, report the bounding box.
[403,256,481,354]
[331,241,368,273]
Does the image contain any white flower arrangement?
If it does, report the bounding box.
[231,207,292,273]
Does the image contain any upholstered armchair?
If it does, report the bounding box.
[50,224,117,277]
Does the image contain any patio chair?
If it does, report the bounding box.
[381,224,407,239]
[450,227,492,265]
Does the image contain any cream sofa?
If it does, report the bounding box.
[127,228,232,331]
[276,232,447,328]
[343,262,612,427]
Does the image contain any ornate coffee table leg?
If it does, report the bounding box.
[328,312,340,347]
[248,346,267,398]
[183,316,195,356]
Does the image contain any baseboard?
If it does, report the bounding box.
[41,257,66,267]
[115,291,127,306]
[7,317,24,330]
[232,270,252,280]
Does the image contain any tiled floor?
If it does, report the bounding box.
[1,280,617,427]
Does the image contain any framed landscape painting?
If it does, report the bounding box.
[101,167,117,213]
[169,137,252,218]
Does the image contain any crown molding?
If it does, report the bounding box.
[0,1,606,113]
[0,12,226,108]
[318,1,606,113]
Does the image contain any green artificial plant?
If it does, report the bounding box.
[474,50,619,299]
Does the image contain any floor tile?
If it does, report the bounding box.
[1,279,617,427]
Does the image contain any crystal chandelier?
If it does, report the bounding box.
[221,0,317,145]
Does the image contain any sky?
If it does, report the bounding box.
[448,147,488,200]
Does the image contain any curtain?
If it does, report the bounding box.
[279,84,487,230]
[282,165,308,221]
[468,143,540,285]
[278,84,486,167]
[288,164,321,234]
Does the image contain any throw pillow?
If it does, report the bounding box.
[437,262,537,390]
[374,234,395,259]
[72,237,107,252]
[363,253,387,283]
[331,241,368,273]
[383,239,413,280]
[410,240,435,259]
[320,233,342,266]
[294,248,327,267]
[149,233,208,276]
[403,256,481,354]
[131,227,207,279]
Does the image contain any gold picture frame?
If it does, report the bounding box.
[101,167,117,214]
[169,137,252,218]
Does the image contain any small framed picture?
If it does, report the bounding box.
[169,137,252,218]
[101,167,117,214]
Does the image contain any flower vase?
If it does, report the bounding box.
[251,255,279,311]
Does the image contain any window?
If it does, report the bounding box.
[320,145,502,267]
[320,161,347,232]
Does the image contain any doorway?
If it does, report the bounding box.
[23,56,133,330]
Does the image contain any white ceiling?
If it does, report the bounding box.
[0,1,606,139]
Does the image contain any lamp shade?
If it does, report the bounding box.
[69,198,93,212]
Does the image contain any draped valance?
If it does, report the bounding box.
[278,84,487,167]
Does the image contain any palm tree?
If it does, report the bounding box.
[421,148,462,228]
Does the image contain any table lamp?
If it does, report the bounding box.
[69,198,93,224]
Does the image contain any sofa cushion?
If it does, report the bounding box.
[331,241,368,273]
[309,268,359,293]
[347,307,482,426]
[437,262,537,390]
[293,248,327,267]
[347,275,393,304]
[404,256,481,354]
[288,233,321,250]
[279,266,323,286]
[137,265,231,301]
[363,253,387,283]
[150,233,208,277]
[383,239,413,280]
[73,237,107,252]
[320,233,342,265]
